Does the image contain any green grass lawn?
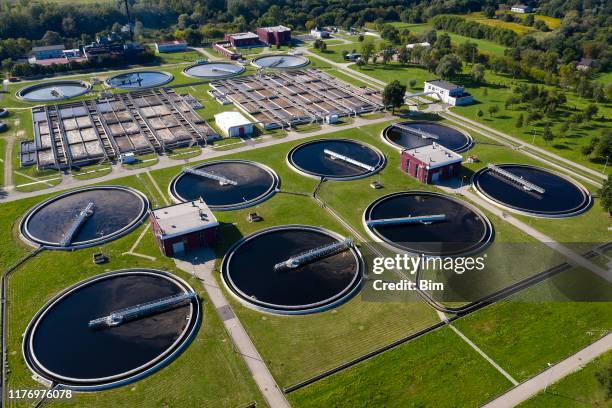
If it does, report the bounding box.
[70,162,113,180]
[519,350,612,407]
[0,137,6,186]
[454,266,612,382]
[288,326,513,407]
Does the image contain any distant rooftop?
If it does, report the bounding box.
[32,44,65,52]
[259,25,291,33]
[404,143,463,169]
[425,79,462,91]
[228,32,259,40]
[152,199,219,240]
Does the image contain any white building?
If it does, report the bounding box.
[511,4,533,13]
[406,42,431,49]
[424,79,474,106]
[155,41,188,53]
[214,111,254,137]
[310,28,331,39]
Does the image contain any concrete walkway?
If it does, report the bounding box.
[482,333,612,407]
[2,135,13,191]
[174,249,290,408]
[0,114,393,203]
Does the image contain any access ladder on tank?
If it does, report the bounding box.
[393,123,439,140]
[88,291,196,329]
[367,214,446,227]
[183,166,238,186]
[274,238,353,272]
[487,164,545,194]
[324,149,376,172]
[59,202,95,247]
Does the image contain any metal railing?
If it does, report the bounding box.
[366,214,447,227]
[324,149,376,171]
[59,202,94,247]
[487,164,545,194]
[392,123,439,140]
[274,238,353,272]
[183,166,238,186]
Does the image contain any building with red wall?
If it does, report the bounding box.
[150,199,218,257]
[256,26,292,46]
[400,143,463,184]
[224,32,260,48]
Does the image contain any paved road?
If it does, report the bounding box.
[482,333,612,407]
[174,249,290,408]
[0,114,393,203]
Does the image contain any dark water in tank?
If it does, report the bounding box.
[367,193,490,255]
[107,71,172,89]
[31,274,192,381]
[290,140,383,179]
[475,165,589,215]
[173,162,277,207]
[386,122,471,152]
[225,229,359,309]
[26,188,145,246]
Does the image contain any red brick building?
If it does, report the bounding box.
[224,32,260,48]
[400,143,463,184]
[150,199,218,257]
[256,26,292,46]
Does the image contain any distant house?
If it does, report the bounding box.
[257,26,292,46]
[511,4,533,13]
[577,58,595,71]
[406,42,431,49]
[32,45,65,60]
[224,32,260,48]
[214,111,254,137]
[155,41,187,53]
[424,79,474,106]
[310,27,331,39]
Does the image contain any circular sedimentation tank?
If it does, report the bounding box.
[105,71,173,89]
[16,80,91,102]
[20,186,148,249]
[23,269,199,390]
[382,121,473,153]
[287,139,386,180]
[251,54,310,69]
[472,164,592,218]
[183,62,245,79]
[364,191,493,256]
[169,160,280,210]
[222,225,363,314]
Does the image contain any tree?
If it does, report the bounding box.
[61,16,76,36]
[592,130,612,162]
[355,58,366,68]
[382,80,407,114]
[483,88,488,97]
[584,104,599,121]
[599,177,612,215]
[435,54,462,79]
[398,47,410,65]
[516,114,524,128]
[177,14,190,30]
[483,6,496,18]
[543,124,554,142]
[457,41,478,64]
[361,39,375,65]
[41,31,61,46]
[477,109,484,118]
[409,79,417,89]
[471,63,485,83]
[488,105,499,117]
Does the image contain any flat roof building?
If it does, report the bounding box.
[150,199,219,257]
[32,45,65,60]
[225,32,260,48]
[155,40,187,53]
[424,79,474,106]
[214,111,254,137]
[257,26,292,46]
[400,143,463,184]
[511,4,533,13]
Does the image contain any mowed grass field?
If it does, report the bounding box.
[519,350,612,407]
